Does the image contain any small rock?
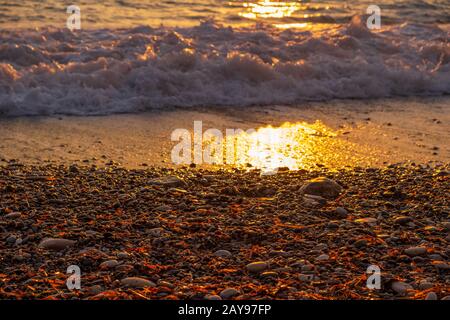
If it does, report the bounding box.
[158,281,175,289]
[425,292,438,300]
[88,285,103,295]
[394,216,413,225]
[148,227,164,237]
[354,217,377,225]
[99,259,119,269]
[442,222,450,231]
[219,288,240,299]
[205,294,222,300]
[335,207,348,218]
[117,252,129,259]
[298,274,314,282]
[300,177,342,199]
[148,176,186,187]
[121,277,156,288]
[404,247,427,257]
[6,235,16,244]
[301,264,315,272]
[354,239,368,248]
[4,212,21,219]
[214,250,232,258]
[391,281,413,295]
[316,254,329,261]
[39,238,75,251]
[246,261,269,273]
[441,296,450,300]
[261,271,278,278]
[431,261,449,270]
[418,280,433,290]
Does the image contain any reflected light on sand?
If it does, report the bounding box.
[227,121,377,172]
[236,1,302,19]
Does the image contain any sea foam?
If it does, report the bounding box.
[0,19,449,116]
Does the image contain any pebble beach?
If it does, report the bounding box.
[1,161,448,300]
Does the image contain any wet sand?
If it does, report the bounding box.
[0,97,448,169]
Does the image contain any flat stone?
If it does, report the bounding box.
[425,292,438,300]
[4,212,21,219]
[148,176,186,187]
[121,277,156,288]
[391,281,413,295]
[214,250,232,258]
[99,259,119,269]
[205,294,222,300]
[300,177,343,199]
[117,252,130,259]
[394,216,413,225]
[39,238,75,251]
[246,261,269,273]
[316,254,330,261]
[418,281,433,290]
[354,217,377,225]
[335,207,348,218]
[431,261,449,270]
[404,247,427,257]
[219,288,240,299]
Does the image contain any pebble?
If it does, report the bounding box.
[148,176,186,187]
[418,280,433,290]
[391,281,413,295]
[425,292,438,300]
[117,252,129,259]
[120,277,156,288]
[219,288,240,299]
[316,254,329,261]
[246,261,269,273]
[354,217,377,225]
[300,177,343,199]
[214,250,232,258]
[88,285,103,295]
[205,294,222,300]
[431,261,449,270]
[335,207,348,218]
[354,239,368,248]
[6,235,16,244]
[4,212,21,219]
[394,216,413,225]
[298,274,314,282]
[99,259,119,269]
[301,264,315,272]
[404,247,427,257]
[441,296,450,300]
[38,238,75,251]
[261,271,278,278]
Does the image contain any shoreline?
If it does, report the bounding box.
[0,97,448,169]
[0,162,448,299]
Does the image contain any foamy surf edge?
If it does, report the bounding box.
[0,18,449,116]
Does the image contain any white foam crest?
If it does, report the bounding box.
[0,19,449,116]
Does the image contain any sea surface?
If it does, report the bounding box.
[0,1,449,116]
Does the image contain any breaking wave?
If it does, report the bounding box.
[0,18,449,116]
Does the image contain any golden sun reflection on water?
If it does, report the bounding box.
[222,121,378,173]
[236,0,303,20]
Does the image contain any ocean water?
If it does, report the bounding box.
[0,1,449,116]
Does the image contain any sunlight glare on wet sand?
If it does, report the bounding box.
[224,121,378,172]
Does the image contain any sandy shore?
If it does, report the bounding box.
[0,97,448,169]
